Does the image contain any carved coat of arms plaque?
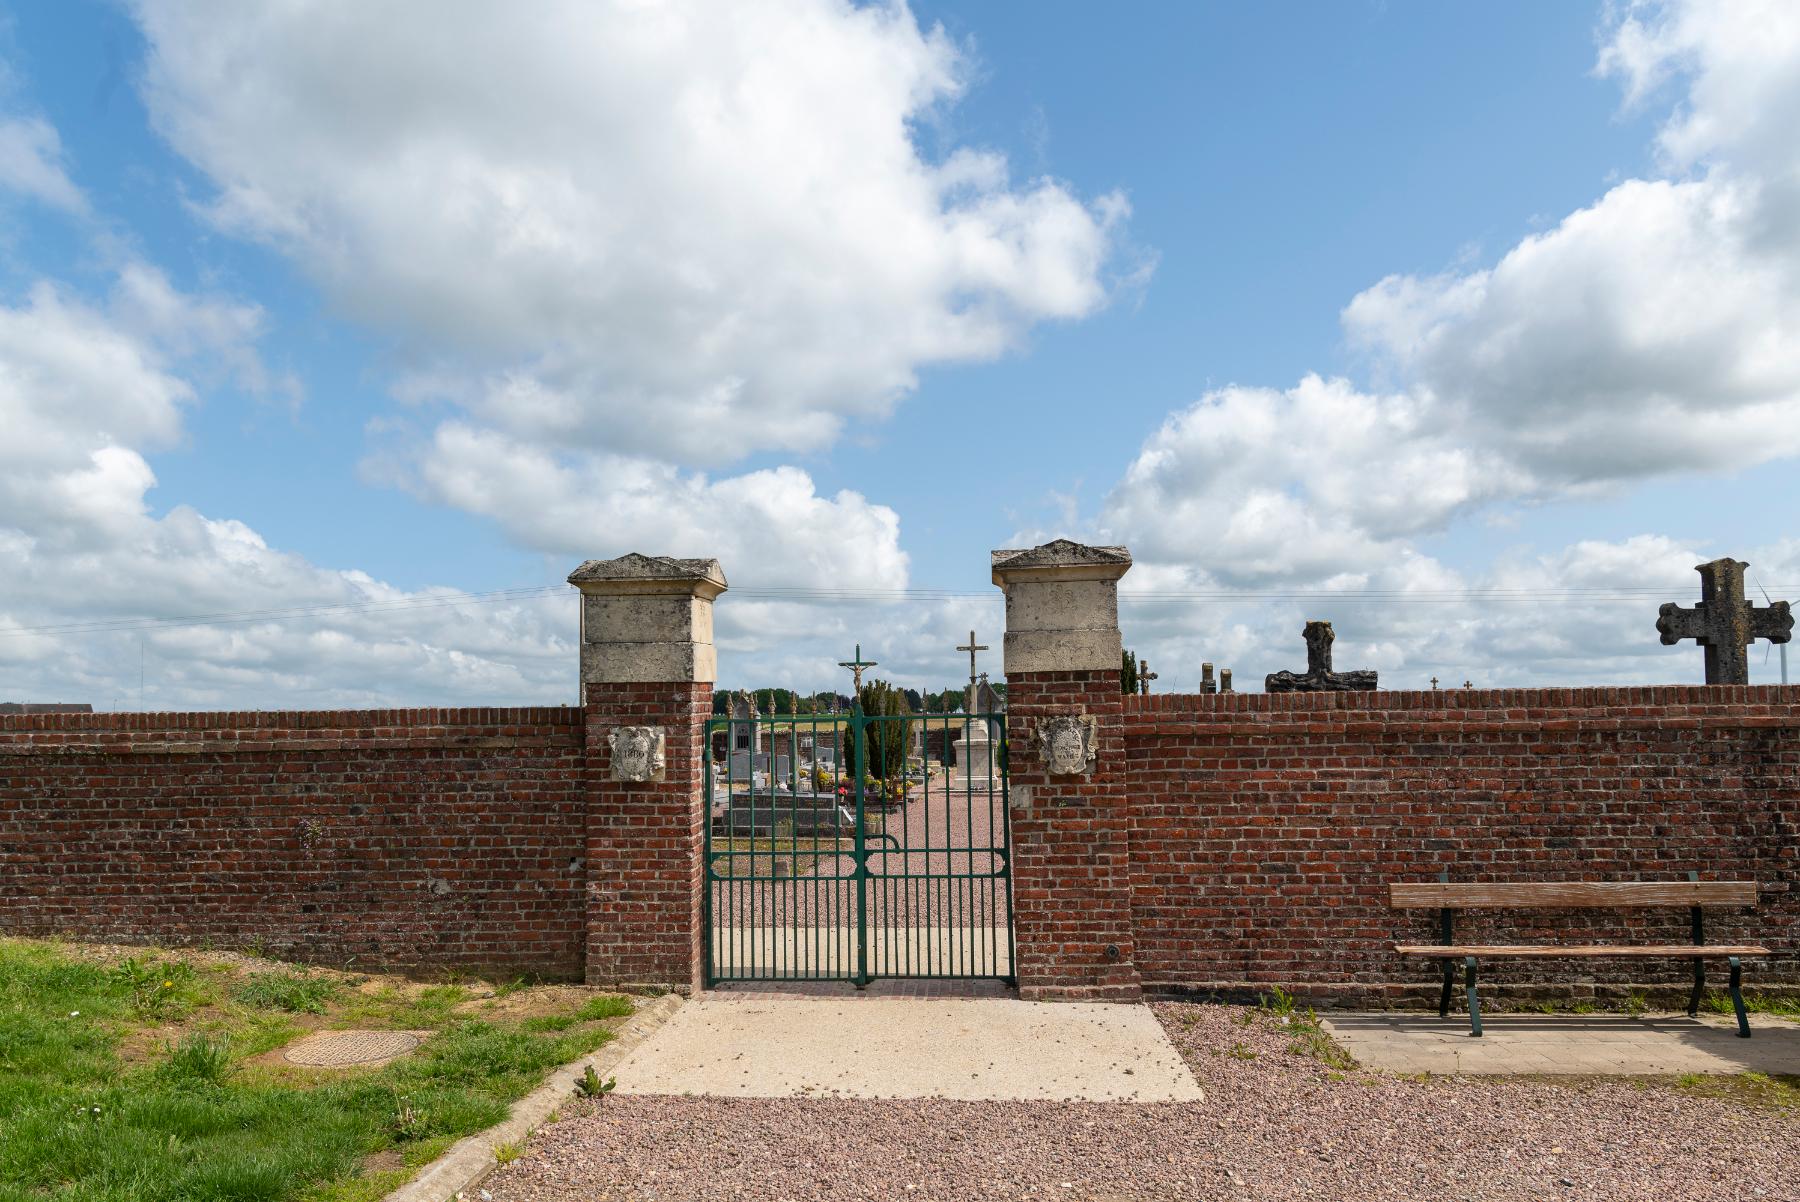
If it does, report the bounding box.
[1036,714,1097,776]
[609,725,666,782]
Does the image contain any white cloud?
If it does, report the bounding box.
[401,422,907,591]
[0,115,85,212]
[131,0,1132,466]
[1091,0,1800,688]
[0,271,577,709]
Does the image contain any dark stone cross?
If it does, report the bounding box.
[1137,657,1158,696]
[1264,620,1379,693]
[1656,558,1792,685]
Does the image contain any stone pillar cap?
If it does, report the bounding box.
[568,553,728,600]
[991,539,1132,586]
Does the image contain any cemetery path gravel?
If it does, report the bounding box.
[481,1001,1799,1201]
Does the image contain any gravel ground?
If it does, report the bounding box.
[482,1002,1797,1201]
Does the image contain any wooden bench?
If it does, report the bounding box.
[1391,874,1767,1038]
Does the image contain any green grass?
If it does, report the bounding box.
[1702,991,1800,1020]
[233,971,340,1015]
[0,940,626,1202]
[575,996,634,1022]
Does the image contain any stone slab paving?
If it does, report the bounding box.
[1321,1010,1800,1075]
[605,992,1204,1101]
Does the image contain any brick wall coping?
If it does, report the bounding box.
[0,706,583,753]
[1126,684,1800,714]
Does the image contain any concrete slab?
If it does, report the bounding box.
[607,992,1205,1101]
[1321,1011,1800,1076]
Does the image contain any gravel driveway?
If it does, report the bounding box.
[483,1002,1798,1201]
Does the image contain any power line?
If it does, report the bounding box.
[3,579,1792,639]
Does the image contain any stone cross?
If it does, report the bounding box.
[837,643,878,694]
[1430,676,1439,690]
[1264,621,1379,693]
[1656,558,1793,685]
[1137,658,1158,696]
[957,630,988,709]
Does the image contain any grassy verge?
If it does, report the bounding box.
[0,938,636,1202]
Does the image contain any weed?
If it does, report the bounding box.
[576,995,635,1022]
[494,1140,525,1164]
[523,1014,578,1033]
[1254,987,1356,1071]
[494,976,534,999]
[234,968,341,1014]
[1226,1041,1258,1060]
[1703,991,1800,1020]
[157,1034,234,1087]
[113,955,205,1020]
[574,1065,617,1098]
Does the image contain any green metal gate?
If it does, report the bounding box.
[703,708,1013,986]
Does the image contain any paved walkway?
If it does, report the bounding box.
[604,992,1204,1101]
[1321,1010,1800,1075]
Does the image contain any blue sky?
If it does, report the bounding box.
[1,0,1796,708]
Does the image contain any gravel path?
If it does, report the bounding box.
[483,1002,1797,1201]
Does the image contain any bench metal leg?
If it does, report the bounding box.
[1464,956,1483,1038]
[1728,957,1750,1038]
[1687,957,1704,1018]
[1439,959,1454,1019]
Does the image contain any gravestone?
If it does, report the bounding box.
[1656,557,1793,685]
[1264,621,1378,692]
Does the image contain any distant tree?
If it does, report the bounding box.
[901,687,923,711]
[1120,648,1139,695]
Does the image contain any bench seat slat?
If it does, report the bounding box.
[1393,943,1769,958]
[1389,881,1756,909]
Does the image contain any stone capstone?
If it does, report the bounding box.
[990,540,1132,675]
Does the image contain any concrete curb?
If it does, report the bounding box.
[382,992,684,1202]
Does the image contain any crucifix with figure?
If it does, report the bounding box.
[956,630,988,710]
[1138,657,1158,696]
[837,643,877,696]
[1656,558,1792,685]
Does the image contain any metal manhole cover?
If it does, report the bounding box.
[283,1029,422,1067]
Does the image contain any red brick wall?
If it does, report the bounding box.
[1123,686,1800,1002]
[0,707,588,978]
[1006,670,1141,1001]
[581,682,710,989]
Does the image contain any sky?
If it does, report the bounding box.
[1,0,1797,709]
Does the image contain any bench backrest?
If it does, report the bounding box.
[1389,880,1757,909]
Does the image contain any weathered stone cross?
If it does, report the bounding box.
[1656,558,1792,685]
[1138,657,1158,696]
[837,643,878,694]
[956,630,988,705]
[1265,620,1379,693]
